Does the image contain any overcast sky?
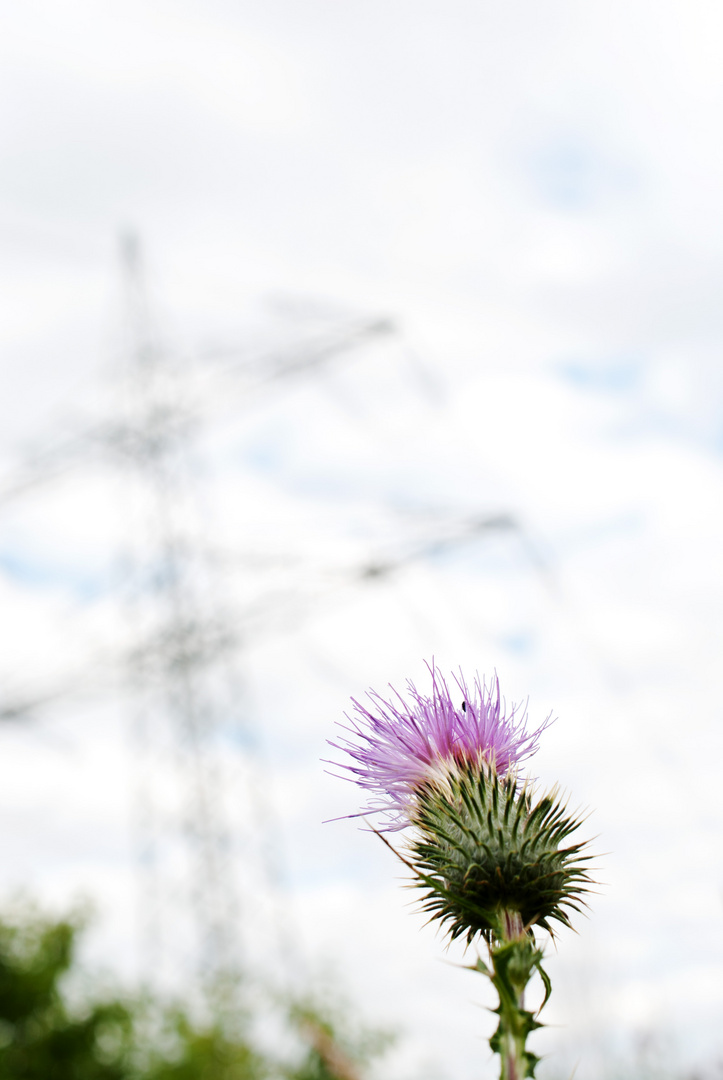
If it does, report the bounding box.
[2,3,723,1079]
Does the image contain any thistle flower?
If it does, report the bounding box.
[330,663,596,1080]
[330,661,549,830]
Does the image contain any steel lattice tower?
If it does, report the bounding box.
[118,232,244,1007]
[0,232,532,1012]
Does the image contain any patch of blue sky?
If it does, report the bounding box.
[218,718,259,753]
[234,426,356,500]
[433,533,532,576]
[712,424,723,457]
[526,132,638,212]
[498,631,535,657]
[559,355,723,454]
[557,355,643,394]
[552,511,645,559]
[241,429,286,474]
[0,546,111,602]
[239,431,399,506]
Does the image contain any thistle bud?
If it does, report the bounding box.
[410,765,593,945]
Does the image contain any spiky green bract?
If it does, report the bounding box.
[408,766,593,946]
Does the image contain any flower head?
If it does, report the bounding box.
[330,661,551,830]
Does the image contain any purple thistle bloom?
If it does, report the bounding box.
[330,661,551,830]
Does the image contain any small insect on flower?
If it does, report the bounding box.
[328,660,549,830]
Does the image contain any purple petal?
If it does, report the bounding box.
[328,660,552,829]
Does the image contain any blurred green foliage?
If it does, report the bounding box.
[137,1011,266,1080]
[0,906,389,1080]
[0,910,134,1079]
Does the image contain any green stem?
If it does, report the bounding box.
[487,910,544,1080]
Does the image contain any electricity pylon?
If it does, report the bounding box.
[115,232,242,1006]
[0,232,397,1004]
[112,233,400,1006]
[0,234,536,1008]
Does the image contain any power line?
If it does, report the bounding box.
[0,234,541,1009]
